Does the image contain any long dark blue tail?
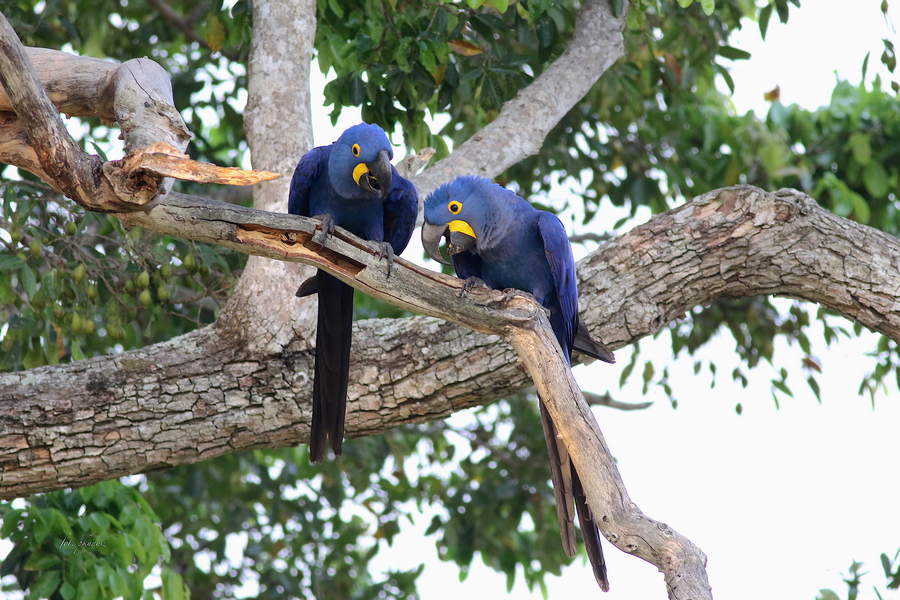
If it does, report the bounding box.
[541,311,611,590]
[309,270,354,463]
[539,400,609,591]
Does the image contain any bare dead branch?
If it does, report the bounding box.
[0,29,272,212]
[0,15,116,209]
[122,142,280,185]
[582,391,653,411]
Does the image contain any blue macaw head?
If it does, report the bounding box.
[421,175,518,265]
[329,123,394,199]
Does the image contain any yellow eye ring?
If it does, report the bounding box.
[352,144,361,157]
[448,200,462,214]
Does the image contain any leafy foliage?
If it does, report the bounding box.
[0,480,187,600]
[0,182,243,372]
[139,445,425,600]
[315,0,584,156]
[816,549,900,600]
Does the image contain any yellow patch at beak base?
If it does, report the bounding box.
[448,220,476,238]
[353,163,370,185]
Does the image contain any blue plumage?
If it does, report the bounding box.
[422,175,614,592]
[289,123,418,462]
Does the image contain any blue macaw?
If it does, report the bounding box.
[289,123,418,463]
[421,175,615,592]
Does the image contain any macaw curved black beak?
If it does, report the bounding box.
[422,220,477,265]
[356,149,392,198]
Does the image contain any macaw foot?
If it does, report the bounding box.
[311,213,336,250]
[370,241,396,278]
[458,276,489,298]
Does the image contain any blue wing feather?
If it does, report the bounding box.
[383,166,419,253]
[537,212,578,355]
[288,145,330,217]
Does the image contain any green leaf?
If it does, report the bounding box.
[25,549,61,570]
[52,508,75,541]
[807,376,821,402]
[29,569,61,599]
[715,63,735,94]
[327,0,345,18]
[59,581,76,600]
[0,508,23,538]
[89,141,109,162]
[848,131,872,165]
[34,508,52,543]
[21,264,37,298]
[775,0,790,23]
[76,578,99,600]
[863,160,889,199]
[718,45,752,60]
[1,544,26,578]
[759,4,773,39]
[79,485,96,504]
[206,13,225,53]
[348,76,366,105]
[0,254,24,270]
[109,569,129,597]
[772,379,793,397]
[641,360,655,394]
[700,0,715,15]
[677,0,694,7]
[161,567,187,600]
[87,512,111,533]
[851,190,872,222]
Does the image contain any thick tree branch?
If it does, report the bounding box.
[575,186,900,348]
[2,4,895,597]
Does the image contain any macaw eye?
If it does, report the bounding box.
[448,200,462,214]
[352,144,361,157]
